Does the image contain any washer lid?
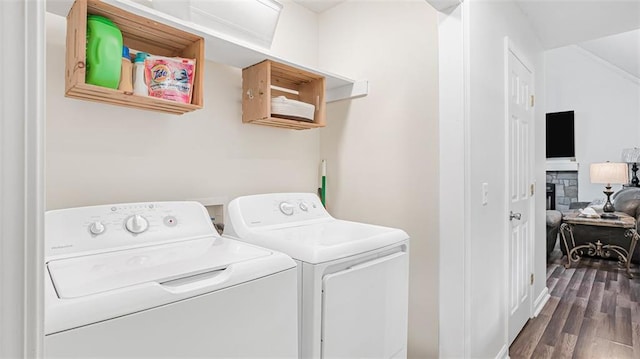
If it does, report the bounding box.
[238,220,409,264]
[47,236,271,298]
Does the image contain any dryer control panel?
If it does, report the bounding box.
[45,201,217,260]
[227,193,331,230]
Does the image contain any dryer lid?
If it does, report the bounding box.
[236,220,409,264]
[47,236,271,298]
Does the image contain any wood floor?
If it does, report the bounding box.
[509,249,640,359]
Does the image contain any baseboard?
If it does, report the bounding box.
[495,344,509,359]
[533,287,550,317]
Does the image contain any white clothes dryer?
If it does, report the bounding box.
[44,201,297,358]
[226,193,410,359]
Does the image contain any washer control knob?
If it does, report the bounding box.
[279,202,295,216]
[299,202,309,212]
[125,215,149,234]
[89,221,106,235]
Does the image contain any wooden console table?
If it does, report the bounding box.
[560,211,639,278]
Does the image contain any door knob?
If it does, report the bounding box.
[510,211,522,221]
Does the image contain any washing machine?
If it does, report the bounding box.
[44,201,298,358]
[226,193,410,359]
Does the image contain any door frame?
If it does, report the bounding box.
[0,0,46,357]
[503,36,536,346]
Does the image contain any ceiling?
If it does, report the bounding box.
[514,0,640,80]
[291,0,346,13]
[578,29,640,79]
[515,0,640,49]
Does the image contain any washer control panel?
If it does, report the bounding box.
[45,201,215,259]
[228,193,330,230]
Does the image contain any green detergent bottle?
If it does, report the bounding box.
[86,15,123,89]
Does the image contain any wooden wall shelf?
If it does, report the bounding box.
[242,60,326,130]
[49,0,368,104]
[65,0,204,114]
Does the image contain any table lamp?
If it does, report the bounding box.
[590,162,629,219]
[621,147,640,187]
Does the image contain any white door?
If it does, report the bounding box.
[507,47,534,344]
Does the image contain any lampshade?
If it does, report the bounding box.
[621,148,640,163]
[590,162,629,184]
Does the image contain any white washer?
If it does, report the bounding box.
[226,193,410,359]
[44,201,298,358]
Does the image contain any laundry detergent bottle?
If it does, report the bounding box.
[86,15,123,89]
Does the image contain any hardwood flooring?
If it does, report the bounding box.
[509,249,640,359]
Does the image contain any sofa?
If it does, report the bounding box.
[546,210,562,259]
[560,187,640,264]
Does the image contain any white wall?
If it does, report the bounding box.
[436,3,467,358]
[270,0,318,67]
[545,45,640,202]
[45,0,321,211]
[466,1,544,357]
[317,1,440,357]
[1,0,45,357]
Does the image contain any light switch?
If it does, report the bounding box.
[482,183,489,205]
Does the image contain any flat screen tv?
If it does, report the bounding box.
[546,111,575,158]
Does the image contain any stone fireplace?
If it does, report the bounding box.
[546,171,578,211]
